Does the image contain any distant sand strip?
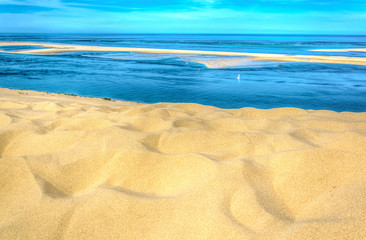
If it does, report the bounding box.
[311,48,366,52]
[1,41,366,67]
[1,87,366,239]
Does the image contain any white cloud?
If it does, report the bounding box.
[0,0,64,8]
[190,0,219,6]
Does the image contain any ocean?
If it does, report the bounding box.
[0,34,365,112]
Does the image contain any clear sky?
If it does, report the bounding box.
[0,0,365,34]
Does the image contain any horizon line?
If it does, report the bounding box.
[1,33,366,36]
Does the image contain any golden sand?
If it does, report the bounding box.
[1,41,366,67]
[1,88,366,239]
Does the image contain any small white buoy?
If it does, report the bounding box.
[237,74,240,82]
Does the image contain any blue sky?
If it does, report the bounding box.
[0,0,365,34]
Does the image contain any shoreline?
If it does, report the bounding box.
[1,87,364,113]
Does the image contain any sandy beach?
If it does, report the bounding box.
[0,87,366,239]
[1,41,366,67]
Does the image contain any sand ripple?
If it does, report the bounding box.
[1,88,366,239]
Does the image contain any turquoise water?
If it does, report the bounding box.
[0,34,365,112]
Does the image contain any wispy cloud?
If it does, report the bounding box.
[192,0,217,4]
[0,0,365,34]
[0,0,63,8]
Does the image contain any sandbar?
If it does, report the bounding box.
[1,41,366,67]
[311,48,366,52]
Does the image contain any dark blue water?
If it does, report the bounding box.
[1,34,366,112]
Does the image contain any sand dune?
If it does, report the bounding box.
[1,87,366,239]
[1,41,366,67]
